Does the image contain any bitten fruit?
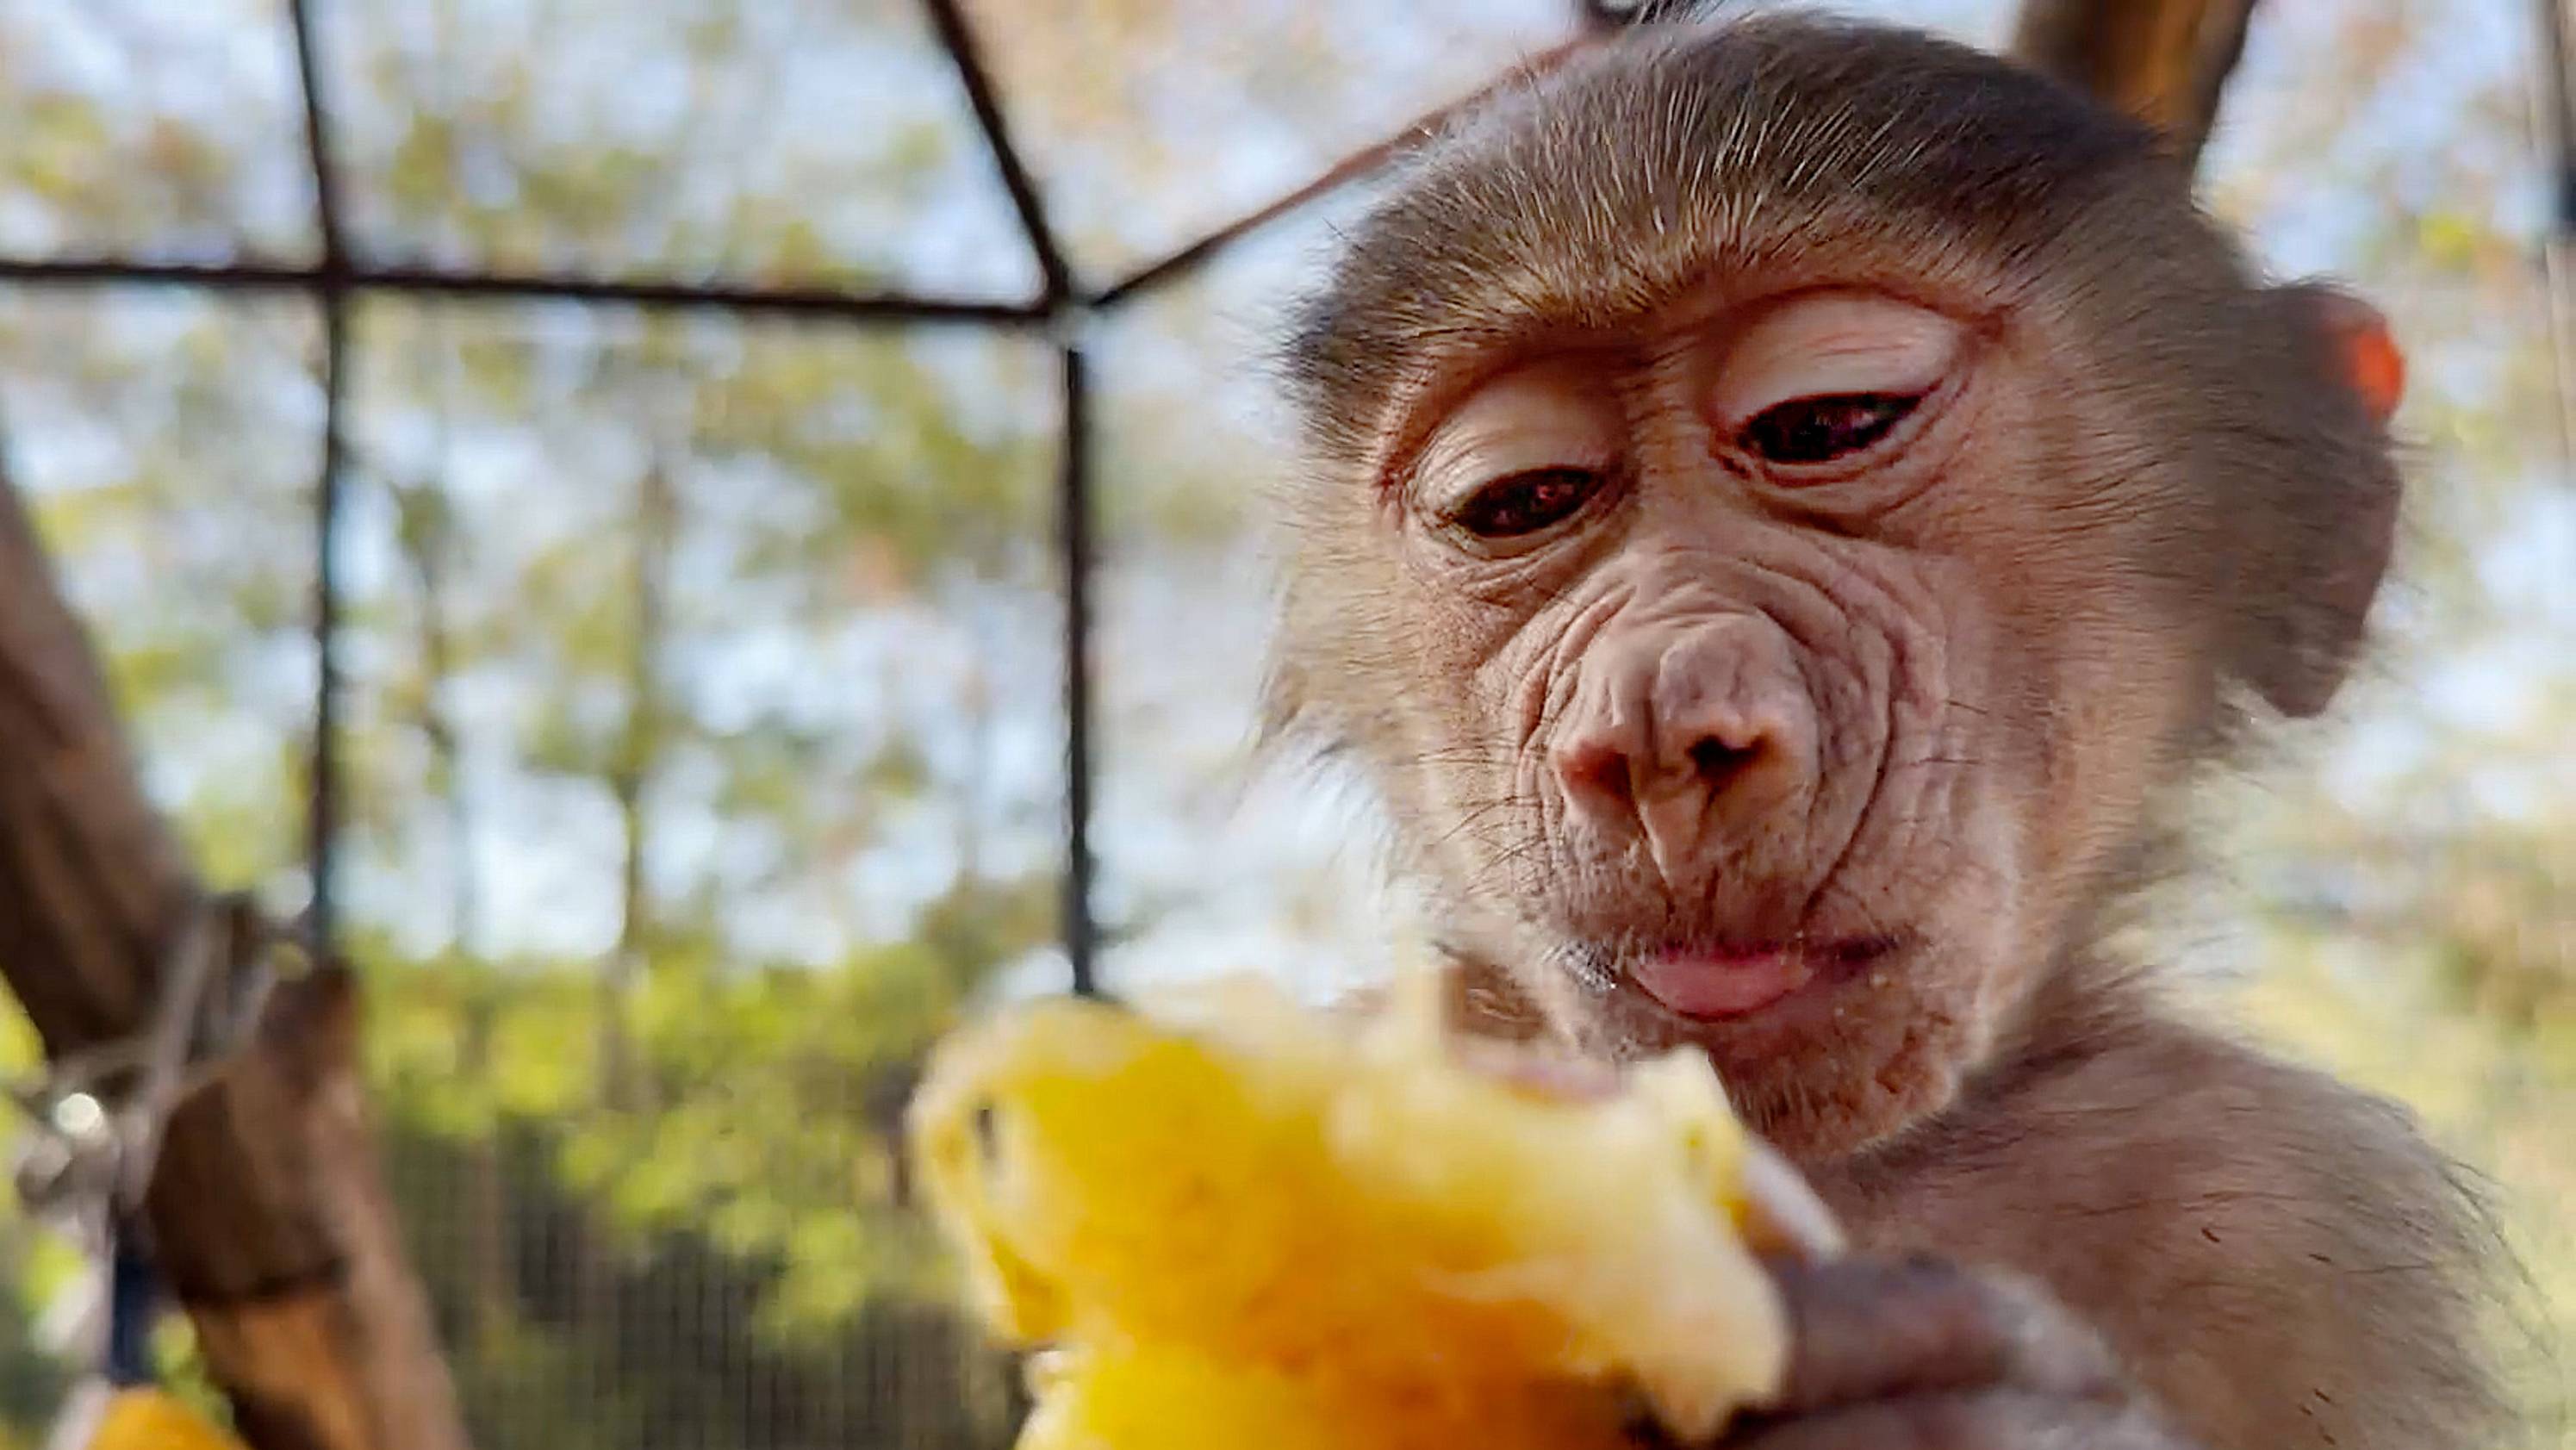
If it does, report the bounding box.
[907,975,1820,1449]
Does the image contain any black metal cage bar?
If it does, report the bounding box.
[0,1,1626,998]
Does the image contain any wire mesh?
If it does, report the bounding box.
[0,3,1627,1445]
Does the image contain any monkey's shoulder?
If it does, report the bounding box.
[1854,1000,2508,1450]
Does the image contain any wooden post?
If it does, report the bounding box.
[0,463,471,1450]
[2533,0,2576,475]
[2013,0,2262,168]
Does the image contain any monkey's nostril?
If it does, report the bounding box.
[1556,741,1635,815]
[1688,736,1759,789]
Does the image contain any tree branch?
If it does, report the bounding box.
[0,456,471,1450]
[2013,0,2262,169]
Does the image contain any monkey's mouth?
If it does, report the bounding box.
[1598,935,1899,1022]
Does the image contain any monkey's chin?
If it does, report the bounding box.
[1518,932,1957,1159]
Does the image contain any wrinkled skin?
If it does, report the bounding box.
[1271,16,2501,1450]
[1370,289,2194,1164]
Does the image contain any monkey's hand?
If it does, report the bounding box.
[1710,1256,2195,1450]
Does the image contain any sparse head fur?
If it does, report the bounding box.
[1260,12,2402,1158]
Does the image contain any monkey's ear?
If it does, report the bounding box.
[2251,283,2405,719]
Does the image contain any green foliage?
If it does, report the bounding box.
[354,907,1032,1447]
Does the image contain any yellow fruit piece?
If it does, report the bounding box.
[907,975,1788,1448]
[88,1388,246,1450]
[1017,1341,1634,1450]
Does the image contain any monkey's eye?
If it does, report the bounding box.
[1449,466,1604,538]
[1736,393,1922,467]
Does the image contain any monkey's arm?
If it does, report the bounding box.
[1708,1256,2192,1450]
[1803,1001,2507,1450]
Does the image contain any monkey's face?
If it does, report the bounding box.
[1342,287,2205,1158]
[1272,17,2400,1160]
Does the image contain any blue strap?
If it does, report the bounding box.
[103,1223,158,1388]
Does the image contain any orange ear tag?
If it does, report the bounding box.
[2335,308,2406,424]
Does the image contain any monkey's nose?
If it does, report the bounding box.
[1554,728,1764,815]
[1550,625,1806,878]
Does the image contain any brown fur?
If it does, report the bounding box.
[1818,961,2503,1450]
[1265,14,2504,1450]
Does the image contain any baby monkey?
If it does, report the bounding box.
[1268,13,2502,1450]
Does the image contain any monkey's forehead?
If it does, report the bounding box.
[1283,15,2201,449]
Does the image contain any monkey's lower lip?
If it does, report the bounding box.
[1629,938,1890,1020]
